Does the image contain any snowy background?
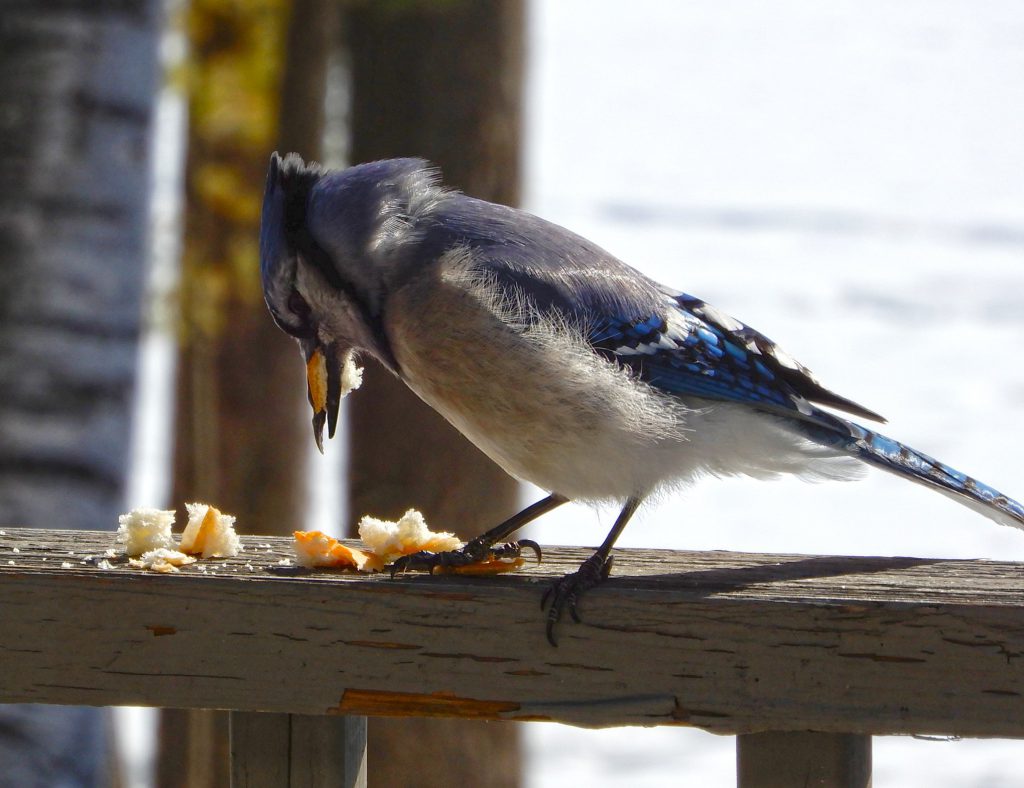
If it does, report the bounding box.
[123,1,1024,785]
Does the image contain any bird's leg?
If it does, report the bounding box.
[389,494,569,576]
[542,496,643,646]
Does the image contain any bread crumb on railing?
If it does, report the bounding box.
[357,509,462,565]
[117,508,176,557]
[291,509,525,575]
[115,503,241,572]
[179,503,242,558]
[128,548,196,574]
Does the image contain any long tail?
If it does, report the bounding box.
[805,416,1024,530]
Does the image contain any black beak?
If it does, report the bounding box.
[304,340,342,454]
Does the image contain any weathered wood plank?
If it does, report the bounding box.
[290,714,367,788]
[737,731,871,788]
[229,712,367,788]
[2,528,1024,736]
[230,712,290,787]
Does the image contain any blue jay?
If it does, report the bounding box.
[260,153,1024,644]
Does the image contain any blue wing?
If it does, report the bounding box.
[587,292,886,425]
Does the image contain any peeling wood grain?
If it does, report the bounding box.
[1,528,1024,736]
[333,689,521,719]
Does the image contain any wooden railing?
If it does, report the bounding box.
[3,528,1024,787]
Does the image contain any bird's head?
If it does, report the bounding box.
[260,152,440,451]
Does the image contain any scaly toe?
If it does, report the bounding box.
[540,553,614,645]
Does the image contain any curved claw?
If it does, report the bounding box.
[568,594,582,624]
[540,582,554,610]
[515,539,543,565]
[385,556,405,581]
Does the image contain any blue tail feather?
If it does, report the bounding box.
[807,416,1024,529]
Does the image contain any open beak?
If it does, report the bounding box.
[304,341,343,454]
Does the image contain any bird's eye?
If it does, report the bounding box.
[273,290,316,339]
[288,291,311,319]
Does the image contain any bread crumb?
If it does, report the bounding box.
[129,548,196,574]
[357,509,462,565]
[341,349,363,397]
[179,503,242,558]
[11,547,19,554]
[293,510,526,576]
[293,531,379,571]
[61,561,72,569]
[97,559,114,570]
[117,508,176,557]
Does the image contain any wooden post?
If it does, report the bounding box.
[230,712,367,788]
[162,1,336,785]
[737,732,871,788]
[342,1,526,786]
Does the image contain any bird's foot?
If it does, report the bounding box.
[541,552,614,646]
[389,537,542,577]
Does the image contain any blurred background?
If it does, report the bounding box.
[2,1,1023,785]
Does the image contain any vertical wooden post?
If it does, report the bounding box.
[737,732,872,788]
[162,1,337,785]
[342,1,526,786]
[230,712,367,788]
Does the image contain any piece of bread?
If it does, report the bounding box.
[179,503,242,558]
[292,531,380,571]
[128,548,196,573]
[340,348,363,397]
[117,508,176,557]
[357,509,462,565]
[293,510,526,575]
